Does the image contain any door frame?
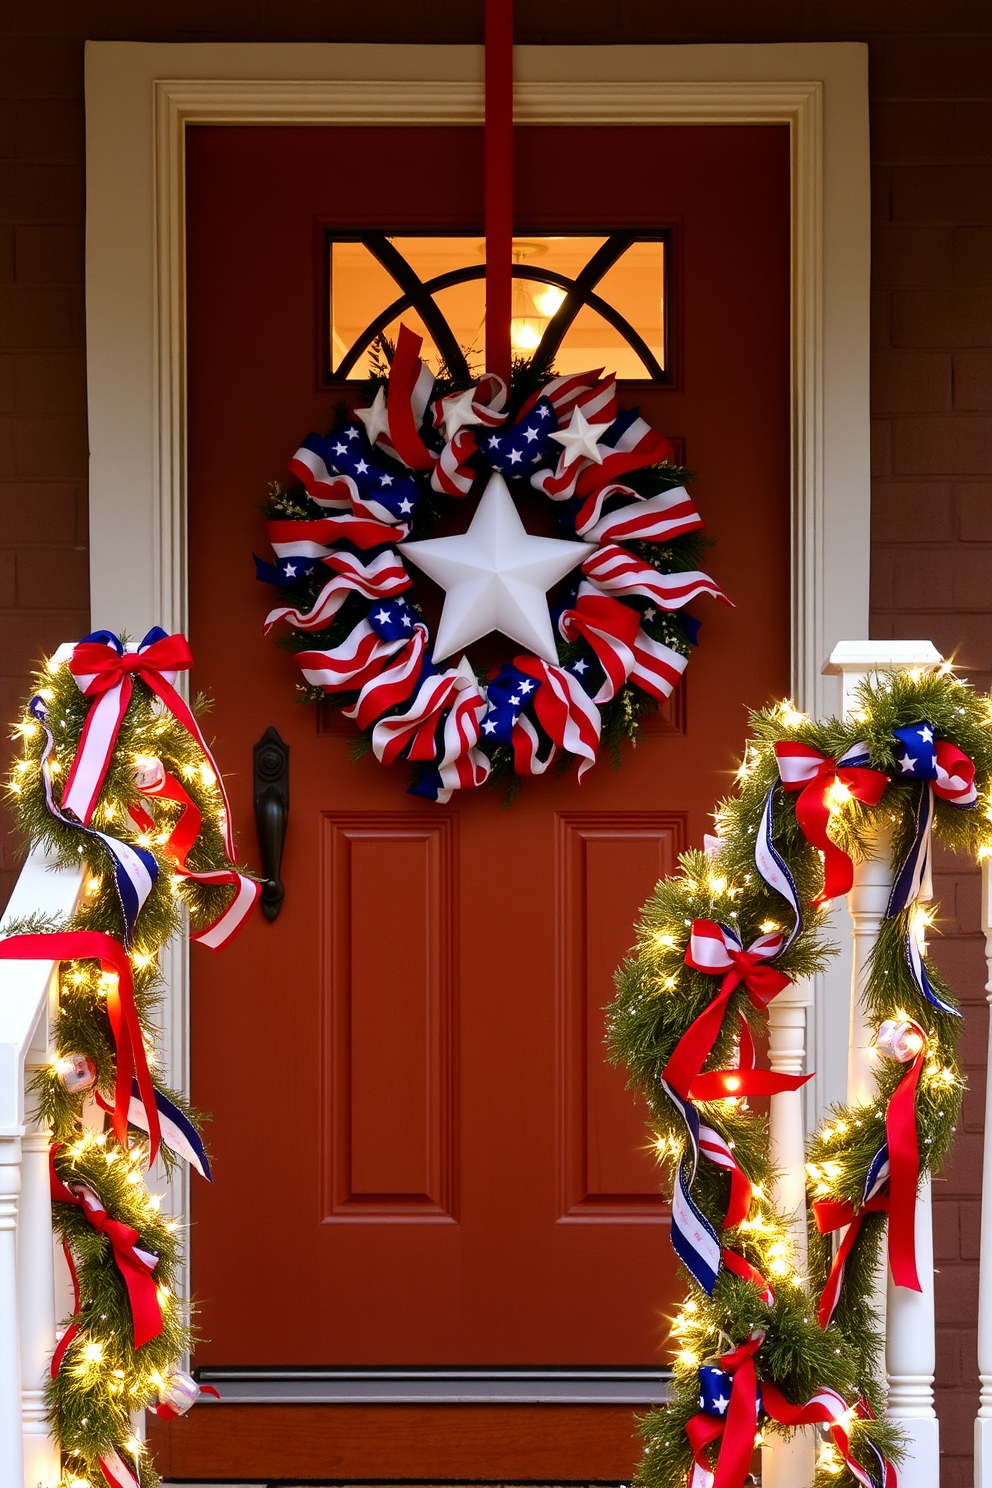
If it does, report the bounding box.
[83,39,870,1301]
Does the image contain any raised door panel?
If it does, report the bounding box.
[323,815,456,1220]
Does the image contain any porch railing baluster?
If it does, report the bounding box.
[974,860,992,1483]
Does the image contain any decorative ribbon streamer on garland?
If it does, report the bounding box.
[774,741,889,903]
[753,786,803,951]
[686,1331,889,1488]
[62,628,235,859]
[96,1080,212,1181]
[131,759,259,949]
[49,1146,162,1348]
[0,932,160,1162]
[30,695,157,949]
[813,1144,891,1328]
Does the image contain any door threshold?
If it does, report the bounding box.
[194,1367,672,1405]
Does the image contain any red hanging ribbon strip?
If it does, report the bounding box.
[484,0,513,386]
[385,326,437,471]
[886,1033,925,1291]
[0,931,160,1163]
[132,761,260,950]
[50,1146,163,1349]
[685,1336,764,1488]
[773,742,889,904]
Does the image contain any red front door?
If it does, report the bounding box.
[153,121,790,1479]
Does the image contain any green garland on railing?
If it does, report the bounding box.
[3,649,253,1488]
[608,668,992,1487]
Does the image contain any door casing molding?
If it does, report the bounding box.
[84,37,869,1193]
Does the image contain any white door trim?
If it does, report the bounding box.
[84,36,869,1160]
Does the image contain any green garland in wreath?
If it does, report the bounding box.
[608,667,992,1486]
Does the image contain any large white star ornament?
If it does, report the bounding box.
[548,404,613,468]
[398,472,595,664]
[355,387,392,447]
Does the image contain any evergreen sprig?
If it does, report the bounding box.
[608,670,992,1487]
[4,646,252,1488]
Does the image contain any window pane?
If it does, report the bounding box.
[329,234,665,382]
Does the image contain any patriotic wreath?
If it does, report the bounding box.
[608,668,992,1488]
[256,325,729,800]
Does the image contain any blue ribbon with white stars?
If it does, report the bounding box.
[253,553,324,587]
[367,595,417,642]
[698,1364,764,1421]
[479,664,539,745]
[483,398,556,475]
[303,428,423,522]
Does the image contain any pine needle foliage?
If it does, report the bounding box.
[607,669,992,1487]
[3,645,253,1487]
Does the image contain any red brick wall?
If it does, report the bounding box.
[2,5,990,1481]
[868,48,992,1482]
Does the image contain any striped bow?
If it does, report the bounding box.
[664,921,798,1103]
[774,741,889,903]
[62,628,234,859]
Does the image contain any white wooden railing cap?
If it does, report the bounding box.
[822,640,944,675]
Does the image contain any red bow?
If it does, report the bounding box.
[774,742,889,903]
[663,921,804,1103]
[50,1146,162,1348]
[0,931,159,1162]
[63,630,234,860]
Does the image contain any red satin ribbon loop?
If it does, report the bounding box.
[774,744,889,904]
[0,931,160,1162]
[50,1147,163,1349]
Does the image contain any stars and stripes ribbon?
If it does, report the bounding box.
[408,675,492,802]
[370,668,487,778]
[381,324,438,471]
[263,548,411,634]
[0,932,159,1162]
[558,591,689,707]
[131,759,259,950]
[774,741,889,903]
[98,1451,142,1488]
[62,628,235,859]
[97,1079,212,1180]
[574,483,704,544]
[294,617,413,699]
[29,695,157,950]
[581,542,730,612]
[514,654,602,780]
[686,1336,890,1488]
[479,663,539,744]
[482,399,557,477]
[50,1146,162,1348]
[531,398,671,501]
[341,624,431,731]
[265,512,409,562]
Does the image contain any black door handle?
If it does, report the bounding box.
[253,727,289,921]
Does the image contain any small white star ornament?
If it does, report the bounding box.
[548,404,613,467]
[398,471,595,664]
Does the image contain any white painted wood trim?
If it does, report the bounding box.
[84,39,870,1225]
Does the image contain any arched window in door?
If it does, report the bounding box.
[323,232,670,385]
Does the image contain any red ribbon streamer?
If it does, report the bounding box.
[0,932,160,1163]
[886,1033,925,1291]
[484,0,513,386]
[132,763,260,949]
[686,1336,763,1488]
[386,326,436,471]
[774,743,889,904]
[50,1146,162,1349]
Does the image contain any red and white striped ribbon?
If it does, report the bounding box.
[263,549,411,634]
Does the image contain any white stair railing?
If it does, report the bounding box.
[826,641,943,1488]
[0,843,84,1488]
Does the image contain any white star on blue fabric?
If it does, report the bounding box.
[355,460,369,474]
[919,725,934,742]
[898,752,917,772]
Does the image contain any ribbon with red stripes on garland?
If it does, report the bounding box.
[131,759,260,949]
[62,628,235,860]
[774,741,890,903]
[0,932,160,1162]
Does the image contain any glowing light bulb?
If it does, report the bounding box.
[534,285,566,317]
[510,319,542,351]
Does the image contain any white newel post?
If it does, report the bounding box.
[825,641,943,1488]
[974,859,992,1483]
[19,1014,59,1487]
[0,1133,25,1488]
[761,978,814,1488]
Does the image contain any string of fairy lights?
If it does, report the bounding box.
[609,667,992,1487]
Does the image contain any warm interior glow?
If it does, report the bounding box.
[330,235,665,379]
